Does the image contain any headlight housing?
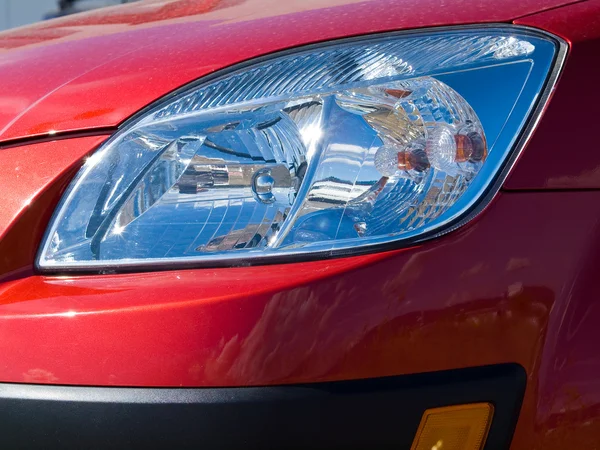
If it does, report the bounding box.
[38,26,564,270]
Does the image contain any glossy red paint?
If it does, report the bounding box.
[0,136,109,280]
[506,0,600,190]
[0,0,585,144]
[0,136,107,238]
[1,189,600,450]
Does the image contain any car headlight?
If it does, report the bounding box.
[38,26,564,270]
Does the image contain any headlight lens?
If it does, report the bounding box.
[38,27,562,270]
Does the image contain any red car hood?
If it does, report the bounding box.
[0,0,581,144]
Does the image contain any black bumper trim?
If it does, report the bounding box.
[0,364,525,449]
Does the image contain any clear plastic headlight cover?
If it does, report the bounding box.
[38,26,563,270]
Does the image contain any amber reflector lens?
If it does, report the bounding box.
[411,403,494,450]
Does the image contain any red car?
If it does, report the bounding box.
[0,0,598,448]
